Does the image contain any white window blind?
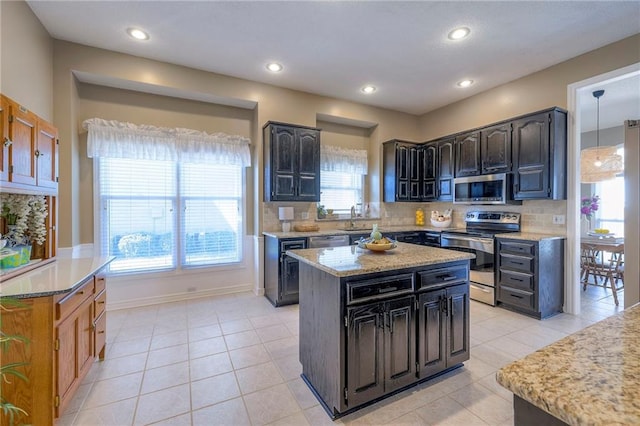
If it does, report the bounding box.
[320,170,364,214]
[320,145,367,214]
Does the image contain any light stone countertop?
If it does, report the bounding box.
[496,303,640,426]
[263,225,454,239]
[495,232,566,241]
[286,242,474,277]
[0,256,114,298]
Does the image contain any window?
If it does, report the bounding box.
[320,170,364,214]
[320,145,368,215]
[84,117,251,275]
[98,158,243,274]
[594,146,624,235]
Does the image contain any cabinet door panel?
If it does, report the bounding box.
[481,123,511,173]
[513,113,550,199]
[0,96,8,181]
[280,256,300,303]
[417,290,446,379]
[347,304,384,407]
[37,119,58,189]
[385,297,416,391]
[446,284,470,366]
[56,316,78,412]
[455,132,480,176]
[437,140,454,201]
[9,103,37,185]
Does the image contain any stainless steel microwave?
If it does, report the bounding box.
[453,173,520,205]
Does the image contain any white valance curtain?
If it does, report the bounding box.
[320,145,368,174]
[82,118,251,166]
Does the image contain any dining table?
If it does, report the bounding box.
[580,234,625,305]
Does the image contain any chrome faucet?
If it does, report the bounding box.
[349,205,356,228]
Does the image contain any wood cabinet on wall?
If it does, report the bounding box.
[0,94,59,192]
[263,122,320,202]
[0,273,108,425]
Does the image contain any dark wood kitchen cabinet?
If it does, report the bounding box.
[496,237,564,319]
[383,140,421,202]
[512,108,566,200]
[263,122,320,202]
[346,295,416,407]
[436,138,455,201]
[481,122,512,174]
[421,143,438,200]
[417,267,470,379]
[264,235,307,306]
[455,131,481,177]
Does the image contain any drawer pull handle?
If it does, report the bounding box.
[97,301,105,304]
[437,274,457,281]
[97,330,105,334]
[511,278,523,282]
[379,287,398,294]
[510,294,523,299]
[77,291,85,295]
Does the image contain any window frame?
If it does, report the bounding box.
[319,169,366,216]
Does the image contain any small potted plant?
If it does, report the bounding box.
[316,203,327,219]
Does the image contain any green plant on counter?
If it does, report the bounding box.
[0,297,29,425]
[316,203,327,219]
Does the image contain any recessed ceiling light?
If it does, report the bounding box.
[126,28,149,41]
[361,85,377,94]
[457,79,474,88]
[448,27,470,41]
[266,62,283,72]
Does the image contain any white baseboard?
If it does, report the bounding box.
[107,284,254,311]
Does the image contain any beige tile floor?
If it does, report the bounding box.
[56,284,623,426]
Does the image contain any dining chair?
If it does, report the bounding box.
[580,243,624,306]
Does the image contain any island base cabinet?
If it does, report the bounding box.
[418,283,470,380]
[346,296,416,408]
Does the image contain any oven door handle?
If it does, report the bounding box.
[441,235,494,252]
[442,235,493,244]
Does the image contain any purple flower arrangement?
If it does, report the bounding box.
[581,195,600,220]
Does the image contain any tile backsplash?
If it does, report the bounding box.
[263,200,567,235]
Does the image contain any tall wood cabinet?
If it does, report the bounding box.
[263,122,320,202]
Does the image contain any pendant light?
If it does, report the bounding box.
[580,89,624,183]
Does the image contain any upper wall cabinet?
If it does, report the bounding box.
[263,122,321,202]
[512,108,566,200]
[0,94,59,194]
[481,122,512,174]
[383,140,418,202]
[454,131,480,177]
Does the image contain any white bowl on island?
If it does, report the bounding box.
[430,218,452,228]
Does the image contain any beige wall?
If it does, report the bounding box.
[0,0,53,120]
[418,34,640,140]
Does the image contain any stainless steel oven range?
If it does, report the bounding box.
[440,211,521,306]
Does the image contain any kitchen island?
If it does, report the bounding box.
[496,303,640,426]
[287,243,474,418]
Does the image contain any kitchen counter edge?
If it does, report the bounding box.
[0,256,115,299]
[263,225,454,239]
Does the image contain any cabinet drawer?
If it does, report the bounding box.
[499,253,534,273]
[280,239,307,252]
[499,269,534,291]
[499,240,535,256]
[346,273,414,305]
[498,286,535,311]
[56,279,94,321]
[94,289,107,319]
[94,311,107,358]
[418,265,468,290]
[95,274,106,295]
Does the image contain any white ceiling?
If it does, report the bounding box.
[27,1,640,129]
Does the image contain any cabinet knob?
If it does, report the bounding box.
[35,150,41,157]
[3,137,11,147]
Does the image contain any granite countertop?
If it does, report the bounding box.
[286,242,474,277]
[495,232,566,241]
[263,225,453,239]
[0,256,115,298]
[496,304,640,426]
